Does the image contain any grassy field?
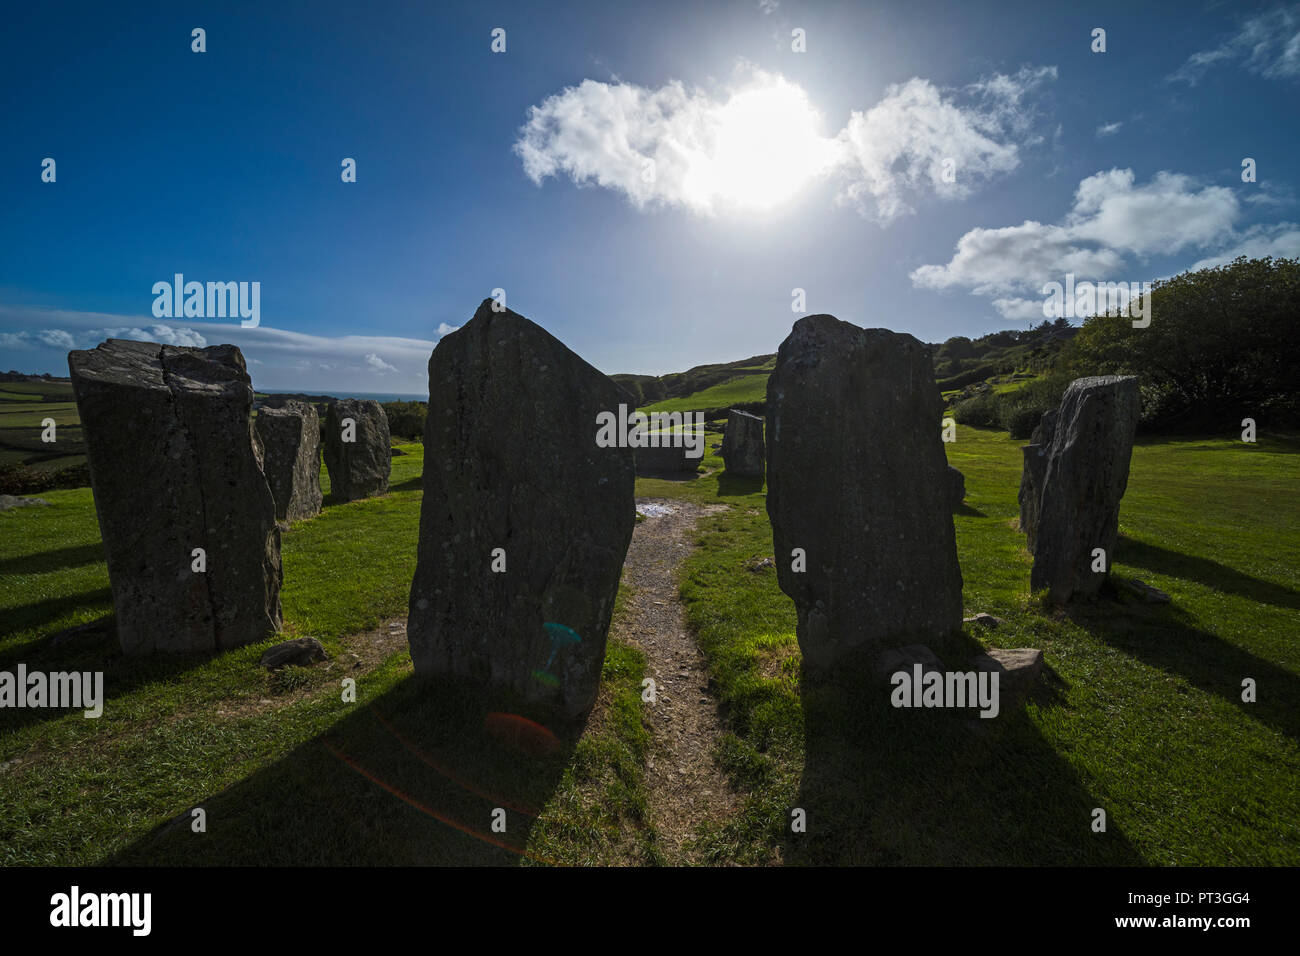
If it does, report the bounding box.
[0,443,662,865]
[663,423,1300,865]
[641,372,769,415]
[0,382,83,471]
[2,407,1296,865]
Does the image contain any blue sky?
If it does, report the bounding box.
[2,0,1298,395]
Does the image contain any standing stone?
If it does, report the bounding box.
[634,443,698,476]
[947,465,966,511]
[1029,375,1139,603]
[721,409,765,478]
[323,399,390,501]
[1017,409,1056,551]
[407,300,636,718]
[255,400,322,525]
[766,314,963,671]
[68,339,282,655]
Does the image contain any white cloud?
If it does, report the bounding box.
[36,329,77,349]
[1065,169,1238,255]
[1169,7,1300,84]
[99,324,209,348]
[1189,222,1300,270]
[1095,121,1122,137]
[516,63,1055,222]
[911,167,1281,317]
[757,0,779,14]
[0,304,441,394]
[436,322,461,336]
[365,352,398,374]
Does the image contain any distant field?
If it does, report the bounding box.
[0,389,84,471]
[642,372,768,414]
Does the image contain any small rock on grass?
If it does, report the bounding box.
[0,495,50,510]
[972,648,1043,699]
[260,637,329,670]
[1119,577,1172,604]
[963,612,1005,628]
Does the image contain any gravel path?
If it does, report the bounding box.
[614,497,735,863]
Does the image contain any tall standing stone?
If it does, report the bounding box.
[766,314,963,670]
[407,300,636,718]
[1029,375,1140,603]
[721,408,765,478]
[323,399,390,501]
[255,400,322,524]
[1017,408,1056,552]
[68,339,282,654]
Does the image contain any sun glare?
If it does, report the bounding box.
[683,77,842,214]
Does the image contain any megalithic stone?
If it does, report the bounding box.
[765,314,963,670]
[255,400,323,524]
[1017,409,1057,551]
[1030,375,1140,603]
[323,398,390,501]
[68,339,282,654]
[721,408,765,478]
[407,300,636,718]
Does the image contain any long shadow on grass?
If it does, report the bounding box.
[716,474,764,496]
[785,639,1144,866]
[108,676,578,865]
[0,608,224,736]
[388,474,424,493]
[1069,599,1300,742]
[1118,535,1300,612]
[0,541,105,576]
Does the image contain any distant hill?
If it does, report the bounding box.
[611,354,775,408]
[614,322,1077,412]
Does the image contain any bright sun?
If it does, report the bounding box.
[682,77,842,214]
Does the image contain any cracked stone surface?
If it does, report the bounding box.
[69,338,282,654]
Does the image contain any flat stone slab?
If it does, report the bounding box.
[973,648,1044,699]
[963,613,1005,629]
[260,637,329,669]
[0,495,49,510]
[1120,577,1172,604]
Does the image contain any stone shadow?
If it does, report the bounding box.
[108,675,579,865]
[716,473,764,496]
[0,541,105,576]
[0,609,222,735]
[783,636,1145,865]
[1068,597,1300,743]
[1117,534,1300,611]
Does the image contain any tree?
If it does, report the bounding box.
[1062,256,1300,430]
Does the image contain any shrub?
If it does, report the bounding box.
[952,392,999,427]
[0,461,90,495]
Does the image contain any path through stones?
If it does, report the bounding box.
[614,497,735,863]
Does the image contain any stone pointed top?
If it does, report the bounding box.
[435,299,612,384]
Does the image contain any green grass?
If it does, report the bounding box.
[3,401,1297,866]
[643,423,1299,865]
[642,373,768,414]
[0,442,661,866]
[0,448,431,864]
